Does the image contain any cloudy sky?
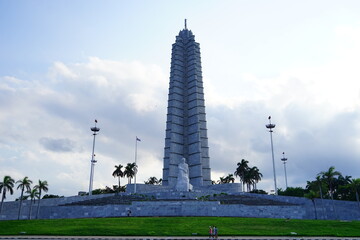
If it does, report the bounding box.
[1,1,360,200]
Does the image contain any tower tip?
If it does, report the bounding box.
[184,19,187,29]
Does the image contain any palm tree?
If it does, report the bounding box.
[315,176,326,199]
[16,177,33,220]
[318,166,341,219]
[112,164,124,191]
[234,159,249,192]
[315,175,327,219]
[347,178,360,209]
[144,176,161,185]
[306,176,328,219]
[27,187,39,220]
[249,167,263,190]
[34,180,48,219]
[0,175,15,214]
[318,166,341,200]
[217,176,226,184]
[243,170,254,192]
[225,174,235,183]
[335,175,352,200]
[305,190,319,220]
[124,163,137,184]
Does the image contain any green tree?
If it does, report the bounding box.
[249,166,263,190]
[306,176,327,219]
[16,176,32,220]
[42,194,63,199]
[124,163,137,184]
[112,185,126,193]
[34,180,48,219]
[318,166,341,219]
[104,186,115,193]
[335,175,352,200]
[112,164,124,191]
[144,176,162,185]
[217,176,227,184]
[318,166,341,200]
[347,178,360,209]
[225,174,235,183]
[305,190,319,220]
[278,187,306,197]
[243,170,254,192]
[0,176,15,213]
[250,189,268,194]
[234,159,249,191]
[217,174,235,184]
[91,188,104,195]
[26,187,39,220]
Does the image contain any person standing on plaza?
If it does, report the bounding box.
[213,226,218,239]
[208,226,213,238]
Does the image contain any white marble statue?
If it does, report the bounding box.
[175,157,193,191]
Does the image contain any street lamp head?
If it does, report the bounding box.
[91,127,100,132]
[266,123,276,129]
[281,151,287,163]
[265,123,276,132]
[266,116,275,130]
[91,119,100,132]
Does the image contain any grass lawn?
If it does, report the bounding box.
[0,217,359,237]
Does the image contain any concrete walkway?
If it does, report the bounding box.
[0,237,360,240]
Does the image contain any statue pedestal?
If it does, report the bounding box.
[175,180,193,192]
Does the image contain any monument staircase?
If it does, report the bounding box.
[62,194,149,206]
[61,193,297,207]
[207,194,296,206]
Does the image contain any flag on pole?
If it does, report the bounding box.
[136,137,141,142]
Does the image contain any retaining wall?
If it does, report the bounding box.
[0,192,359,221]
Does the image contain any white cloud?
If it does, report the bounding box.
[203,23,360,192]
[0,58,168,200]
[52,62,78,80]
[2,50,360,197]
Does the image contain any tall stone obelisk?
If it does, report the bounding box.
[162,20,211,188]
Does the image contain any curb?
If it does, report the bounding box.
[1,237,360,240]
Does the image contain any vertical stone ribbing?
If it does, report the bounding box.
[162,28,211,188]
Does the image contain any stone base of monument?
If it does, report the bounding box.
[126,183,242,194]
[0,190,359,220]
[1,190,359,220]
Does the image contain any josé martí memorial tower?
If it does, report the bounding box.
[162,20,212,188]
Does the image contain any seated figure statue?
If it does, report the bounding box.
[175,157,193,191]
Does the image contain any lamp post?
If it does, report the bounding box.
[281,152,288,189]
[266,116,278,195]
[89,119,100,196]
[134,136,141,193]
